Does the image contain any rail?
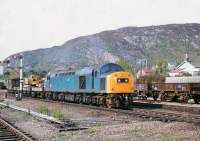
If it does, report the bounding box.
[0,116,34,141]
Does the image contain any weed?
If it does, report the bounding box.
[36,105,50,115]
[85,127,98,137]
[36,106,64,120]
[52,110,64,119]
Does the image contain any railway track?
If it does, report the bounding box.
[5,90,200,126]
[0,116,35,141]
[21,97,200,126]
[67,102,200,125]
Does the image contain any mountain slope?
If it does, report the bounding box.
[8,23,200,71]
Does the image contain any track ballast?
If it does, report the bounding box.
[0,115,35,141]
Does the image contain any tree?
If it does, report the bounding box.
[156,59,168,77]
[117,58,135,75]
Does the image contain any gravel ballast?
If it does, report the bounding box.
[0,96,199,141]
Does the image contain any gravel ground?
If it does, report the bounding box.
[0,94,200,141]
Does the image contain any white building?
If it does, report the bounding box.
[0,66,3,75]
[176,61,200,76]
[169,60,200,77]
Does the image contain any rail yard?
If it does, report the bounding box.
[0,89,199,140]
[0,60,200,140]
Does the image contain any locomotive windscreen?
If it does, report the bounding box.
[100,63,124,75]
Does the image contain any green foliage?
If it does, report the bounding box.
[117,58,135,75]
[52,110,64,119]
[37,105,50,115]
[36,105,64,119]
[25,70,47,79]
[155,59,168,77]
[84,127,98,137]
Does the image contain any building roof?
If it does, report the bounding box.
[191,63,200,68]
[177,61,200,69]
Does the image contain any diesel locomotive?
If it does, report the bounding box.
[8,63,135,108]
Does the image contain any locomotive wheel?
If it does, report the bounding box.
[114,97,121,108]
[106,97,112,108]
[58,93,65,101]
[102,97,107,107]
[52,93,58,100]
[41,92,46,99]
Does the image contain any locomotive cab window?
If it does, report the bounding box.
[100,63,124,75]
[79,76,86,89]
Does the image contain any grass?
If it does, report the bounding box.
[84,127,98,137]
[36,105,64,119]
[52,110,64,119]
[36,105,50,115]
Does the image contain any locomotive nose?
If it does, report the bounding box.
[106,71,135,94]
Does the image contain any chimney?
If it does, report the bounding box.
[185,53,191,62]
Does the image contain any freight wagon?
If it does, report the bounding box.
[137,77,200,103]
[136,76,200,103]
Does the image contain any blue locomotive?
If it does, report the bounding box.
[44,63,135,108]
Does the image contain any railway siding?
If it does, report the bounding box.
[132,101,200,114]
[0,115,35,141]
[0,95,200,141]
[18,97,200,125]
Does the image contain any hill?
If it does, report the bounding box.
[8,23,200,72]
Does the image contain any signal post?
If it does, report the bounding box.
[1,54,23,100]
[16,54,23,100]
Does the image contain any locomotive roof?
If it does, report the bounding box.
[76,66,95,75]
[76,63,124,75]
[48,63,124,76]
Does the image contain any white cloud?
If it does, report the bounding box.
[0,0,200,60]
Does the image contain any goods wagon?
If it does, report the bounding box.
[150,77,200,103]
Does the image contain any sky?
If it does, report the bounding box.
[0,0,200,60]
